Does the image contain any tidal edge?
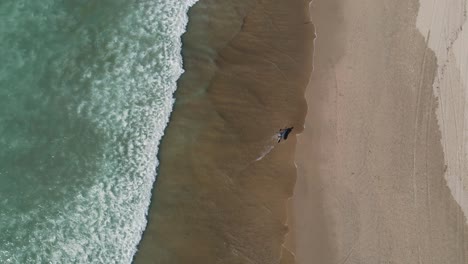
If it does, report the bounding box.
[134,0,315,263]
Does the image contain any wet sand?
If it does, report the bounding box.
[134,0,314,263]
[291,0,468,263]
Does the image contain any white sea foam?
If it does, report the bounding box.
[0,0,198,263]
[255,135,279,161]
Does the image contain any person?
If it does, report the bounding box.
[278,127,294,143]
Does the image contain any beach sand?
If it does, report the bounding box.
[291,0,468,263]
[134,0,314,263]
[417,0,468,225]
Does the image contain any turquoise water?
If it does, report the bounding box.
[0,0,196,262]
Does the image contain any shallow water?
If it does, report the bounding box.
[0,1,195,262]
[133,0,315,263]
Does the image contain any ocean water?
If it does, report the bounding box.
[0,0,196,262]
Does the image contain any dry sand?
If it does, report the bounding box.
[291,0,468,263]
[417,0,468,224]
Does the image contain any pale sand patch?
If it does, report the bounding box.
[416,0,468,222]
[292,0,468,263]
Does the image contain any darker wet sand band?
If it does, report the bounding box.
[134,0,314,263]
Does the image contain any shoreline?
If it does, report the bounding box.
[291,0,468,263]
[134,0,314,263]
[284,0,316,257]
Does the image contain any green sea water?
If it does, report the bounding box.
[0,0,196,262]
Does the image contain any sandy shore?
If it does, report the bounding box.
[417,0,468,224]
[134,0,314,263]
[291,0,468,263]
